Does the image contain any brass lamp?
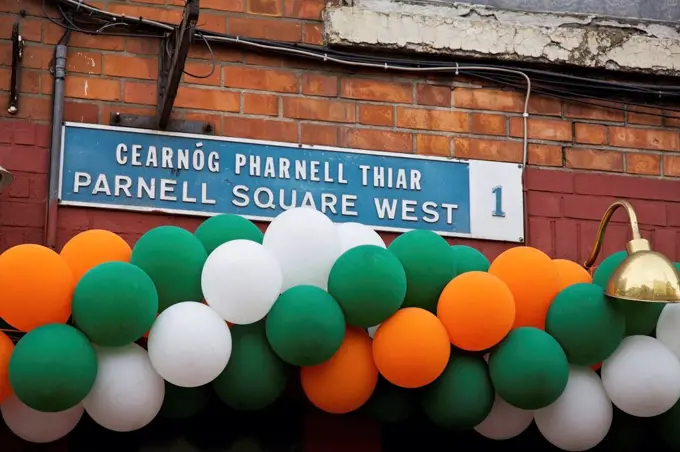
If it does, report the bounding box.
[583,200,680,303]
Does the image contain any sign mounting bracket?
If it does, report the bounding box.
[156,0,200,130]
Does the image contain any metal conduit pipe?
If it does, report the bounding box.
[45,42,69,250]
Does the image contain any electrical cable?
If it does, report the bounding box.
[181,32,217,79]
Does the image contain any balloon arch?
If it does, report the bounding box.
[0,207,678,450]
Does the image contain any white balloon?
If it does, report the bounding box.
[148,301,232,388]
[202,240,283,324]
[263,207,342,291]
[602,335,680,417]
[1,395,83,443]
[83,343,165,432]
[656,304,680,360]
[535,366,612,451]
[474,393,533,440]
[337,222,386,253]
[367,325,379,338]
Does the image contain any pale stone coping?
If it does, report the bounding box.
[324,0,680,75]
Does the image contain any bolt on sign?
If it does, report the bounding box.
[59,123,525,242]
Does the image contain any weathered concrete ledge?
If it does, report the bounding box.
[324,0,680,75]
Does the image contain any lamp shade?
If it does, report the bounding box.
[605,250,680,303]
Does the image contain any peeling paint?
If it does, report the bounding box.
[324,0,680,75]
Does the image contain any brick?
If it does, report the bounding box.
[453,88,561,116]
[471,114,506,136]
[525,168,574,193]
[528,217,554,256]
[626,153,661,176]
[416,84,450,107]
[247,0,283,15]
[565,148,623,172]
[0,145,49,173]
[564,195,666,226]
[2,202,45,228]
[103,55,158,80]
[510,118,572,142]
[65,76,121,102]
[453,138,522,163]
[528,144,562,167]
[574,123,607,145]
[564,100,625,122]
[175,87,240,112]
[628,106,663,126]
[222,117,298,142]
[1,97,52,122]
[0,68,8,92]
[243,93,279,116]
[202,0,244,11]
[341,79,413,104]
[228,17,302,42]
[108,4,183,23]
[63,101,99,124]
[123,82,157,105]
[244,54,284,67]
[199,14,228,34]
[302,74,338,97]
[341,129,412,153]
[23,46,53,70]
[285,0,326,19]
[19,71,40,94]
[609,127,679,151]
[527,191,562,218]
[66,51,101,75]
[183,61,222,86]
[21,19,43,42]
[301,124,339,146]
[664,155,680,177]
[358,105,393,127]
[416,134,450,157]
[12,123,37,146]
[574,172,680,202]
[126,37,160,56]
[282,98,355,123]
[396,108,468,133]
[303,23,323,45]
[224,67,298,93]
[190,46,242,62]
[554,219,579,262]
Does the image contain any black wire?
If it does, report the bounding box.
[46,0,680,112]
[182,32,217,79]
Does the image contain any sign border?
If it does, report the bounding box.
[58,122,525,242]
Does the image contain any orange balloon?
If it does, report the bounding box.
[372,307,450,389]
[0,331,13,404]
[553,259,592,292]
[437,272,515,351]
[0,244,74,332]
[60,229,132,282]
[489,247,560,330]
[301,327,378,414]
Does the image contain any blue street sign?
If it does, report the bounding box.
[59,123,524,242]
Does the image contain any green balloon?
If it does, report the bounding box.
[546,283,624,366]
[131,226,207,312]
[363,377,415,423]
[266,285,345,366]
[488,327,569,410]
[213,322,289,411]
[388,230,456,312]
[160,382,210,419]
[72,262,158,347]
[593,251,626,288]
[421,355,494,430]
[9,324,97,412]
[195,214,263,255]
[451,245,490,274]
[327,245,406,328]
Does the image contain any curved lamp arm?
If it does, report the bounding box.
[583,200,643,271]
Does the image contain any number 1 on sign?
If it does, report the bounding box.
[492,186,506,217]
